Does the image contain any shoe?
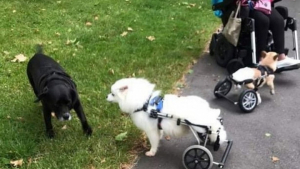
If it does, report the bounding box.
[277,57,300,69]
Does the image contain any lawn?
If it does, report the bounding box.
[0,0,219,168]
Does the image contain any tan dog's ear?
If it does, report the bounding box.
[119,86,128,92]
[261,51,267,59]
[273,54,279,61]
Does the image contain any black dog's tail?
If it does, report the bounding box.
[35,44,44,54]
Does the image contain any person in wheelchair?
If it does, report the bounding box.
[211,0,300,73]
[248,0,300,68]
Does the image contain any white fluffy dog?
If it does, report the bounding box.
[107,78,227,156]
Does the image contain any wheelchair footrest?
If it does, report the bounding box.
[276,64,300,73]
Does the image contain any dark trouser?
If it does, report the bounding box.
[250,8,285,61]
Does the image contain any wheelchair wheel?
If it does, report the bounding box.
[215,34,235,67]
[238,89,258,113]
[214,78,232,98]
[182,145,213,169]
[226,59,244,75]
[209,33,218,56]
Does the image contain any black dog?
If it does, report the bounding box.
[27,46,92,138]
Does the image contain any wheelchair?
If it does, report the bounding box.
[209,0,300,75]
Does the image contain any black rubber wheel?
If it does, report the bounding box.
[182,145,213,169]
[215,34,235,67]
[209,33,218,56]
[238,89,258,113]
[214,78,232,98]
[226,59,244,75]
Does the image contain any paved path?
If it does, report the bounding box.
[134,1,300,169]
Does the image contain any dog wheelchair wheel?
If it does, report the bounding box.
[182,145,213,169]
[214,78,232,98]
[238,89,258,113]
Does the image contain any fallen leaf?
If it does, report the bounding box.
[190,3,196,7]
[7,115,11,119]
[55,32,61,36]
[109,69,114,75]
[61,125,67,130]
[165,136,171,141]
[11,54,27,63]
[121,31,128,37]
[86,22,92,26]
[27,158,32,166]
[188,69,193,74]
[94,16,99,20]
[265,133,271,137]
[101,158,106,163]
[146,36,155,41]
[127,27,133,31]
[10,159,23,167]
[3,51,10,55]
[120,163,131,169]
[115,132,127,141]
[271,156,280,163]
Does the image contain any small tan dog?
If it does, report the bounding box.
[232,51,279,95]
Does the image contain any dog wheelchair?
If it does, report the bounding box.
[213,73,266,112]
[210,0,300,74]
[148,109,233,169]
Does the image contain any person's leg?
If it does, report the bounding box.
[269,8,300,68]
[249,10,270,62]
[269,8,285,60]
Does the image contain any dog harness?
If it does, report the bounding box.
[35,70,77,102]
[134,95,164,130]
[254,65,274,89]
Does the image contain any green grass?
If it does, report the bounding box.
[0,0,219,168]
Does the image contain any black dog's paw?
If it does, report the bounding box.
[84,126,93,136]
[47,129,55,138]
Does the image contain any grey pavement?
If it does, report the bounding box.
[134,1,300,169]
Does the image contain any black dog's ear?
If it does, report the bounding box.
[70,88,78,107]
[34,87,48,103]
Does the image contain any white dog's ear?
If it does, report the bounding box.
[119,86,128,92]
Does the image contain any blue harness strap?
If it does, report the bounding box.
[149,96,164,130]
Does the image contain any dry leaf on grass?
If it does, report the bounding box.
[55,32,61,36]
[51,112,56,117]
[94,16,99,20]
[3,51,10,55]
[61,125,67,130]
[127,27,133,31]
[190,3,196,7]
[86,22,92,26]
[101,158,106,163]
[120,163,131,169]
[10,159,23,167]
[146,36,155,41]
[272,156,280,163]
[109,69,115,75]
[11,54,27,63]
[121,31,128,37]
